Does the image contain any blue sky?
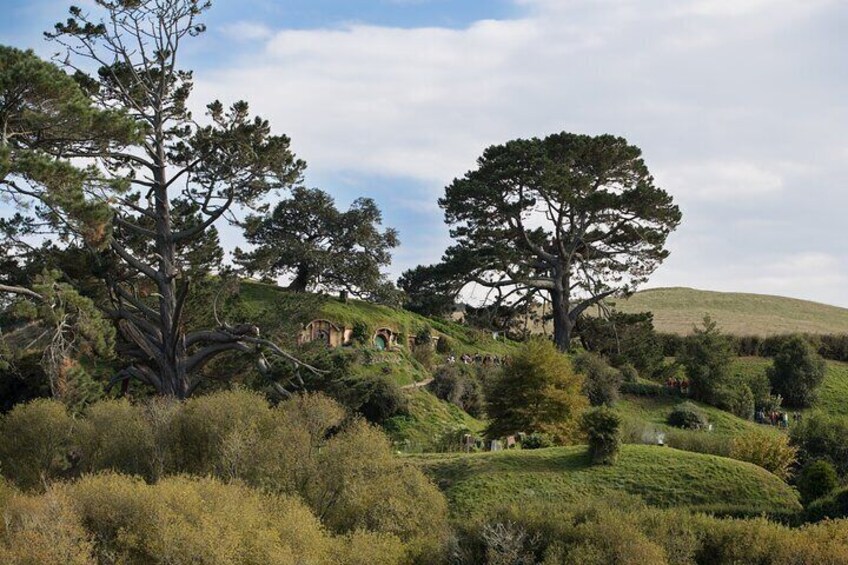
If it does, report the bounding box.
[2,0,847,307]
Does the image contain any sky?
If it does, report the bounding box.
[2,0,847,307]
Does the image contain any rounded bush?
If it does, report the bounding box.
[667,402,708,430]
[521,432,554,450]
[583,407,622,465]
[0,399,74,490]
[619,363,639,384]
[797,460,838,506]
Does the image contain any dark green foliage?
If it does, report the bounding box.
[806,485,848,522]
[0,399,75,489]
[714,384,755,420]
[351,321,369,344]
[397,263,461,317]
[435,132,681,351]
[767,335,826,407]
[790,411,848,475]
[485,339,587,443]
[797,460,838,506]
[435,334,454,354]
[520,432,554,450]
[576,312,665,377]
[235,187,399,299]
[356,376,408,424]
[573,351,622,407]
[668,402,709,430]
[679,316,734,405]
[619,363,639,383]
[583,407,622,465]
[428,365,484,417]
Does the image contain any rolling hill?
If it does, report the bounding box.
[410,445,801,517]
[615,287,848,336]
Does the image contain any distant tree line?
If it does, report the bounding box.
[658,332,848,363]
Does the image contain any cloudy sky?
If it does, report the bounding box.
[2,0,847,306]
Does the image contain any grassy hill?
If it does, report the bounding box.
[411,445,801,517]
[614,287,848,336]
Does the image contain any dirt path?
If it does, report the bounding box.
[400,378,433,390]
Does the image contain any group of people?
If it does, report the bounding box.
[447,353,506,366]
[665,377,690,395]
[755,410,801,428]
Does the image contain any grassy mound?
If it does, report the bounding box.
[411,445,801,517]
[385,389,485,452]
[238,281,515,356]
[616,287,848,336]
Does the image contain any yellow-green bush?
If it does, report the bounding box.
[0,399,74,490]
[729,430,797,480]
[0,473,409,564]
[0,489,94,564]
[75,399,156,480]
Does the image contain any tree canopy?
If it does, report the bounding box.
[431,132,681,350]
[21,0,311,397]
[235,186,399,299]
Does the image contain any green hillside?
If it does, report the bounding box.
[411,445,801,517]
[615,287,848,336]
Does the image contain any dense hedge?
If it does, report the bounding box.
[0,392,449,561]
[659,332,848,362]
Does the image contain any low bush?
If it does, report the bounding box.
[356,376,408,424]
[0,473,408,564]
[796,459,838,506]
[790,411,848,475]
[583,407,622,465]
[729,431,797,480]
[520,432,554,450]
[667,401,708,430]
[806,485,848,522]
[0,399,75,490]
[574,352,622,407]
[428,365,484,417]
[619,363,639,384]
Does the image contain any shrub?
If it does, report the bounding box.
[678,316,734,405]
[729,430,797,480]
[790,411,848,475]
[0,489,95,564]
[521,432,554,450]
[583,407,622,465]
[355,376,408,424]
[797,459,838,506]
[619,363,639,384]
[485,339,587,444]
[0,399,74,490]
[806,485,848,522]
[75,398,156,480]
[667,402,708,430]
[435,335,453,354]
[411,344,436,371]
[428,365,484,417]
[715,384,755,420]
[574,351,622,407]
[768,335,826,408]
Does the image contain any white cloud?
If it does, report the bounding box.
[192,0,847,306]
[220,21,274,42]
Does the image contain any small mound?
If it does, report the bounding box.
[411,444,801,517]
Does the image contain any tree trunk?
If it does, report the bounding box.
[551,289,573,352]
[287,264,310,292]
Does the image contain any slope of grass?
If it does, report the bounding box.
[385,389,485,452]
[238,281,515,355]
[411,445,801,517]
[616,287,848,336]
